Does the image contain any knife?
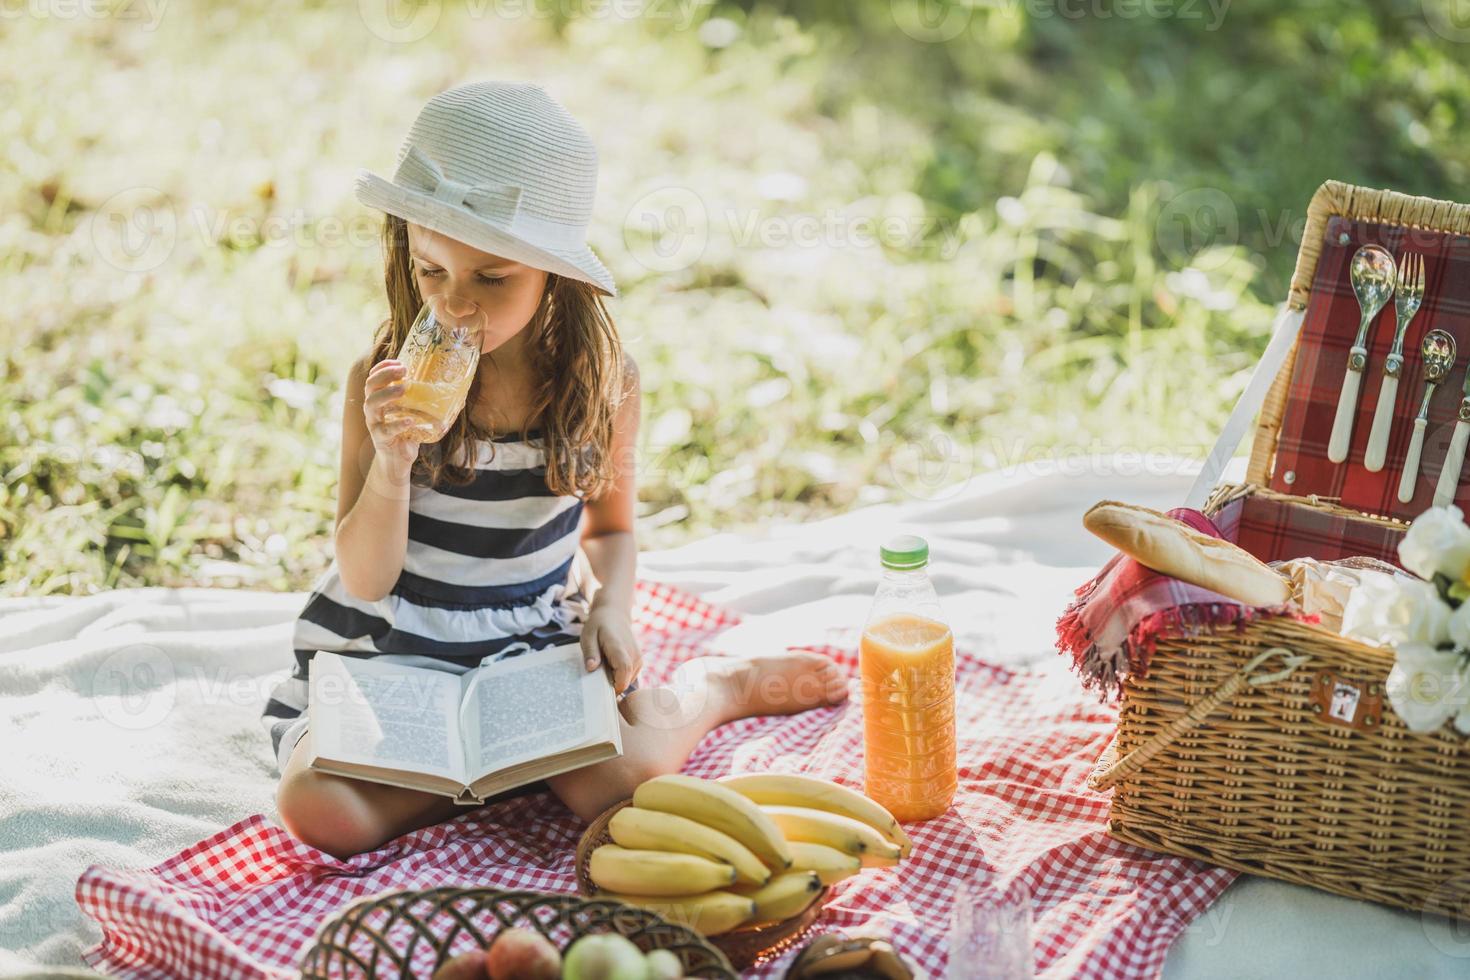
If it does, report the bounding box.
[1434,366,1470,508]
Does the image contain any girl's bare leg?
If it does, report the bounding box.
[275,731,482,859]
[545,651,850,823]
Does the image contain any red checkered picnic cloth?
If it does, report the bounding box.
[1269,216,1470,520]
[77,581,1235,979]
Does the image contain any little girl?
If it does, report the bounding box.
[260,81,849,860]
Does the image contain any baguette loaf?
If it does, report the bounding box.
[1082,500,1292,607]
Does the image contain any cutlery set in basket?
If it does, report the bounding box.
[1329,244,1470,505]
[1072,180,1470,923]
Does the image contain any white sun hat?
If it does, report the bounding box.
[354,80,617,297]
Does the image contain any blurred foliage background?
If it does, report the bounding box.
[3,0,1469,595]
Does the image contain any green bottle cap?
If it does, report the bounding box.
[879,534,929,570]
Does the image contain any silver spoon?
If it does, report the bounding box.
[1399,329,1457,504]
[1328,245,1397,463]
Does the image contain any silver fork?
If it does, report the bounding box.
[1364,251,1427,471]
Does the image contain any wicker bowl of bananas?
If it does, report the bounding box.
[575,773,914,971]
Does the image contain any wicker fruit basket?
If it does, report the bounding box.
[1086,180,1470,922]
[576,799,832,971]
[297,886,737,978]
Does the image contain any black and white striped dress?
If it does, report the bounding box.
[261,427,631,775]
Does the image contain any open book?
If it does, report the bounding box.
[305,643,623,805]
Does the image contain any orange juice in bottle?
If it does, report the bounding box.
[860,534,957,822]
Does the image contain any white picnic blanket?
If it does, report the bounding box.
[1,456,1464,978]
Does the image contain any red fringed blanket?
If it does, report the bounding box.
[1056,507,1314,700]
[78,581,1234,978]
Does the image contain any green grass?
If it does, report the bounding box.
[4,1,1468,594]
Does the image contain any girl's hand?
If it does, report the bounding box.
[364,359,422,474]
[581,603,641,695]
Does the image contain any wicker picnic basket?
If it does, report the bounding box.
[1086,180,1470,922]
[297,886,737,978]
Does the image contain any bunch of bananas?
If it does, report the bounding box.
[588,773,912,936]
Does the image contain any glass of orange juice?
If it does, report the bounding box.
[385,293,486,444]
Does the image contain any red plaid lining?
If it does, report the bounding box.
[77,581,1234,979]
[1217,492,1406,567]
[1269,216,1470,520]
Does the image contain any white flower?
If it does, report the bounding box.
[1386,644,1470,733]
[1450,603,1470,650]
[1341,572,1452,647]
[1399,505,1470,583]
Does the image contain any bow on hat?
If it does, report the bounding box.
[395,144,523,226]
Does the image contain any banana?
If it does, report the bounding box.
[718,773,913,857]
[609,806,771,886]
[593,889,755,936]
[859,848,902,869]
[588,844,736,896]
[787,840,862,884]
[731,870,823,927]
[633,774,793,870]
[759,805,903,861]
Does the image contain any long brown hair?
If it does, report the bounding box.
[367,214,627,498]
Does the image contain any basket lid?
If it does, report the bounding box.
[1242,181,1470,525]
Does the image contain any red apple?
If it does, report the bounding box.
[486,927,561,980]
[430,949,487,980]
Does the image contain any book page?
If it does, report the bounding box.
[458,643,618,780]
[309,652,468,783]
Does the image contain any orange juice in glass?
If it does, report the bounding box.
[859,535,957,823]
[385,293,486,444]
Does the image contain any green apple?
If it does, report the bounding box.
[561,933,649,980]
[644,948,684,979]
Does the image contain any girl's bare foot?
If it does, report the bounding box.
[696,652,850,726]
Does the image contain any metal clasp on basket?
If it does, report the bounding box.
[1308,670,1383,731]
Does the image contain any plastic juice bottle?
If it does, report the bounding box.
[859,534,957,822]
